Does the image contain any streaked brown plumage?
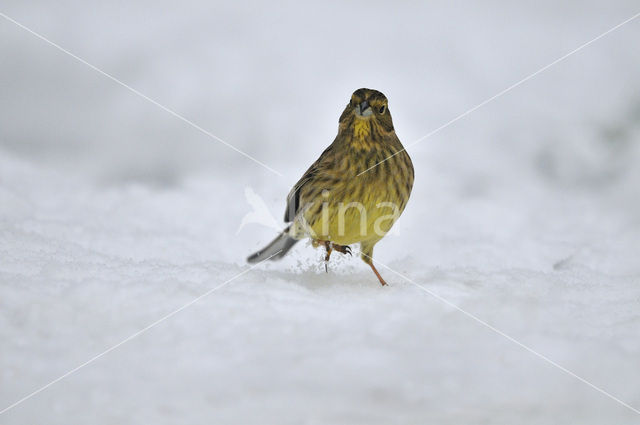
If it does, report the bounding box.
[248,88,414,286]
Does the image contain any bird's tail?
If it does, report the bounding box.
[247,227,299,263]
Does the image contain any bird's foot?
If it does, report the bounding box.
[368,262,387,286]
[313,241,351,273]
[323,241,332,273]
[332,244,352,256]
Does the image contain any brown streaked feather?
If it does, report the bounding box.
[284,144,335,222]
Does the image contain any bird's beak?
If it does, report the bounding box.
[356,100,373,117]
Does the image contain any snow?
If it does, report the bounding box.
[1,0,640,423]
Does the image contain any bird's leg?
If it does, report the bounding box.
[361,251,388,286]
[360,247,388,287]
[324,240,332,273]
[368,262,388,286]
[332,244,352,256]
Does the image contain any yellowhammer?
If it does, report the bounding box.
[248,88,414,285]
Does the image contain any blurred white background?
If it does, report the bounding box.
[1,1,640,424]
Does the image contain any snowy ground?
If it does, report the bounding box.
[2,1,640,424]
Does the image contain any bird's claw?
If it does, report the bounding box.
[333,244,352,256]
[318,242,351,273]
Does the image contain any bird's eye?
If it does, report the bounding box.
[379,105,386,114]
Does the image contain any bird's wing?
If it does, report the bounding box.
[284,144,335,222]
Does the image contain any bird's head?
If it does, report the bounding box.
[339,88,394,139]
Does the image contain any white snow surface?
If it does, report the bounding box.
[2,1,640,424]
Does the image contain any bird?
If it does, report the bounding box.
[247,88,414,286]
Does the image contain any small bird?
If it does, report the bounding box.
[247,88,414,286]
